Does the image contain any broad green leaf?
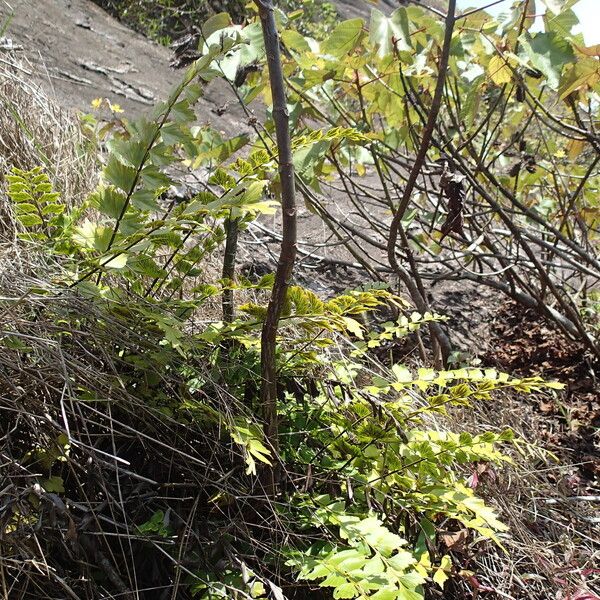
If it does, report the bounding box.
[90,186,127,219]
[250,581,266,598]
[481,19,499,34]
[370,8,411,58]
[322,19,364,58]
[305,563,333,580]
[238,180,267,206]
[392,364,412,383]
[150,230,182,249]
[342,317,363,338]
[73,220,112,251]
[387,550,417,573]
[103,253,128,269]
[461,495,508,531]
[364,555,387,580]
[119,213,145,236]
[40,192,60,204]
[149,142,176,167]
[140,166,172,191]
[282,29,312,55]
[293,139,330,182]
[104,155,137,193]
[332,583,359,599]
[128,255,167,278]
[107,138,146,168]
[160,122,191,146]
[519,32,575,89]
[171,100,196,123]
[300,67,336,89]
[230,419,272,475]
[209,168,236,190]
[131,189,159,212]
[192,134,250,167]
[202,12,232,39]
[183,82,203,104]
[157,319,184,350]
[396,579,424,600]
[248,437,272,465]
[328,549,367,570]
[127,116,156,146]
[349,517,406,557]
[544,7,579,38]
[41,476,64,493]
[558,58,600,98]
[320,574,348,588]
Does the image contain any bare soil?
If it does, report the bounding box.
[485,302,599,486]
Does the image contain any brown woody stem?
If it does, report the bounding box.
[386,0,456,365]
[255,0,297,489]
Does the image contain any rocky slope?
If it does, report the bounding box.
[1,0,444,117]
[1,0,248,137]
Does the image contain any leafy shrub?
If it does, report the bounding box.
[0,7,565,600]
[6,167,64,232]
[237,1,600,359]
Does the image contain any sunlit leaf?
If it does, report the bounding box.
[519,32,575,89]
[369,8,411,58]
[322,18,364,58]
[103,253,128,269]
[487,55,512,85]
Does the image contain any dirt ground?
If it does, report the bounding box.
[0,0,399,130]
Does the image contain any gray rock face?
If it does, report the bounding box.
[334,0,399,19]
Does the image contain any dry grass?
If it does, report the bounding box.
[0,52,97,237]
[5,274,596,600]
[0,275,255,599]
[447,393,600,600]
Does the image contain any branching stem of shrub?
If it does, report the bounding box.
[386,1,456,366]
[222,211,239,323]
[255,0,297,490]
